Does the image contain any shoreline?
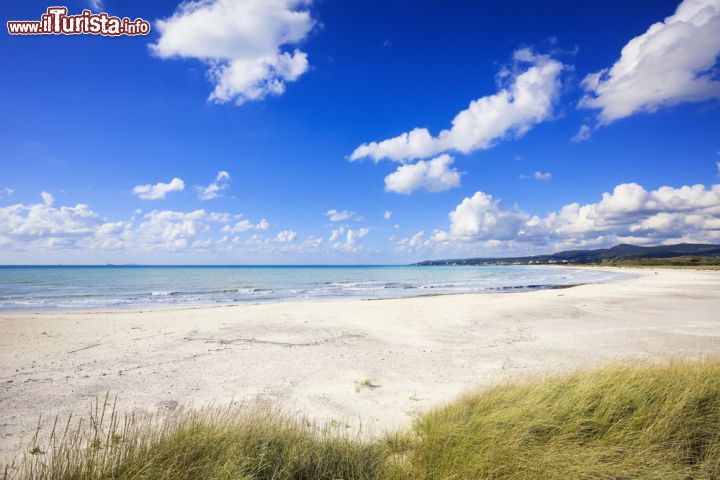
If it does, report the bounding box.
[1,267,719,462]
[0,283,593,316]
[0,264,629,315]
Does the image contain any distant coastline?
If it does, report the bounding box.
[415,242,720,266]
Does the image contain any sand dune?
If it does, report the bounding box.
[1,267,719,462]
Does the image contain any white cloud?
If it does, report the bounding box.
[133,209,211,250]
[329,227,344,243]
[275,230,297,242]
[432,181,720,250]
[3,178,720,261]
[222,220,255,233]
[0,195,310,260]
[328,226,369,251]
[521,171,552,181]
[350,49,564,163]
[572,124,591,142]
[383,210,392,220]
[580,0,720,124]
[0,194,277,256]
[133,178,185,200]
[222,233,329,258]
[0,197,99,247]
[384,154,462,194]
[444,192,530,241]
[345,227,369,249]
[396,230,433,253]
[88,0,103,10]
[0,187,14,199]
[221,218,269,233]
[196,170,231,200]
[151,0,315,105]
[325,209,361,222]
[40,192,54,206]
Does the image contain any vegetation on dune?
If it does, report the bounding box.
[415,242,720,266]
[4,360,720,479]
[3,402,390,480]
[408,360,720,479]
[601,255,720,268]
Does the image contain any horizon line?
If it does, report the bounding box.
[0,264,414,268]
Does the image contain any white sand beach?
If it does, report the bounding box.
[1,267,719,462]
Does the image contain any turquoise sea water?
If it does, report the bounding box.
[0,265,628,311]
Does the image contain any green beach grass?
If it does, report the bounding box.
[4,359,720,479]
[601,256,720,268]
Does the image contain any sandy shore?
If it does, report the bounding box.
[1,267,719,461]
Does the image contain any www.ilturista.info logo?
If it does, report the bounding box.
[7,6,150,36]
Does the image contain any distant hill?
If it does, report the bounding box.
[414,243,720,266]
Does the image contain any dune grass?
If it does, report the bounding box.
[4,359,720,479]
[3,401,393,480]
[601,256,720,268]
[408,360,720,479]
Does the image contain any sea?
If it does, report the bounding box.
[0,265,629,311]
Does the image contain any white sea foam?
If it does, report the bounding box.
[0,266,631,311]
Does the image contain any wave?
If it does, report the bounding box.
[0,266,631,311]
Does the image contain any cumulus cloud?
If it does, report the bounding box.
[221,217,269,233]
[580,0,720,124]
[222,233,328,258]
[196,170,231,200]
[0,195,352,262]
[345,227,369,249]
[431,181,720,251]
[572,124,592,142]
[395,230,434,253]
[384,154,462,194]
[0,187,14,199]
[0,189,288,256]
[328,226,369,251]
[325,209,361,222]
[151,0,315,105]
[133,209,212,250]
[383,210,392,220]
[0,195,99,247]
[350,49,564,163]
[133,178,185,200]
[275,229,297,242]
[441,192,530,241]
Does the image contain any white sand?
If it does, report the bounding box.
[1,267,719,461]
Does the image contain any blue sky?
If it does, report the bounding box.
[1,0,720,264]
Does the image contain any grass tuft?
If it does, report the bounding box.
[355,378,380,392]
[3,359,720,479]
